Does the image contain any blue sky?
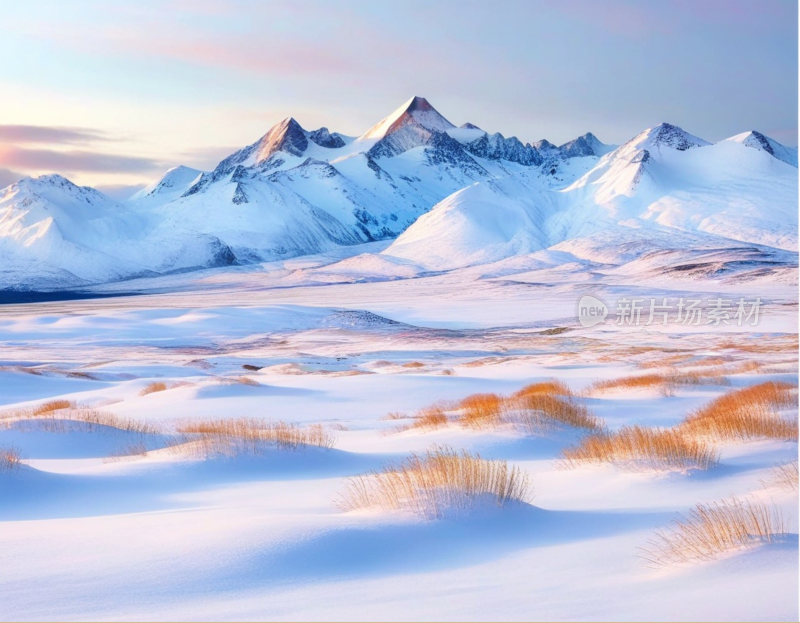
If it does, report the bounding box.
[0,0,796,192]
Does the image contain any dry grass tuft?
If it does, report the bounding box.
[0,445,22,471]
[400,380,602,436]
[562,426,719,472]
[31,409,163,435]
[589,371,729,397]
[402,361,426,369]
[762,461,799,491]
[139,382,168,396]
[237,376,261,386]
[640,496,787,566]
[458,393,504,429]
[406,405,449,431]
[32,400,75,415]
[338,445,531,519]
[175,418,335,456]
[512,380,574,397]
[0,402,161,435]
[382,412,410,421]
[680,381,798,442]
[509,394,602,433]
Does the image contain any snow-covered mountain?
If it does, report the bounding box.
[0,97,796,290]
[0,175,234,289]
[558,132,615,158]
[382,122,798,277]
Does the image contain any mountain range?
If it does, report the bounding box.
[0,96,796,290]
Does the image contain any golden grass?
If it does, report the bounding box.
[32,399,75,415]
[38,409,162,435]
[715,336,799,354]
[640,496,787,566]
[562,426,719,472]
[509,384,602,433]
[175,417,335,456]
[0,402,161,435]
[513,380,574,397]
[589,371,729,397]
[680,381,798,442]
[0,445,22,471]
[762,461,799,491]
[408,405,449,431]
[338,445,531,519]
[237,376,261,386]
[462,356,511,368]
[397,380,602,436]
[458,393,504,429]
[139,382,168,396]
[401,362,425,369]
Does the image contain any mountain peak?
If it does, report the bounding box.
[559,132,614,158]
[360,96,455,141]
[132,165,204,202]
[640,123,710,151]
[723,130,798,167]
[255,117,309,162]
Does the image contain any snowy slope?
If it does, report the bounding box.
[130,165,204,206]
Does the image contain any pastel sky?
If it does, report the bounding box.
[1,0,796,196]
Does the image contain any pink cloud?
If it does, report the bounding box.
[0,125,110,145]
[0,145,162,174]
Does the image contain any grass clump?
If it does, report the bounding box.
[139,382,168,396]
[762,461,799,491]
[175,418,335,456]
[640,496,787,566]
[509,382,602,432]
[562,425,719,472]
[398,380,603,436]
[32,400,75,415]
[339,445,531,519]
[680,381,798,442]
[589,371,729,397]
[458,393,504,429]
[0,445,22,471]
[407,405,449,431]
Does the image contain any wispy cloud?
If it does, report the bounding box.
[0,125,111,145]
[0,146,162,174]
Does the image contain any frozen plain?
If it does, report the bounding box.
[0,250,797,622]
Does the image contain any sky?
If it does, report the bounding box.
[0,0,797,196]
